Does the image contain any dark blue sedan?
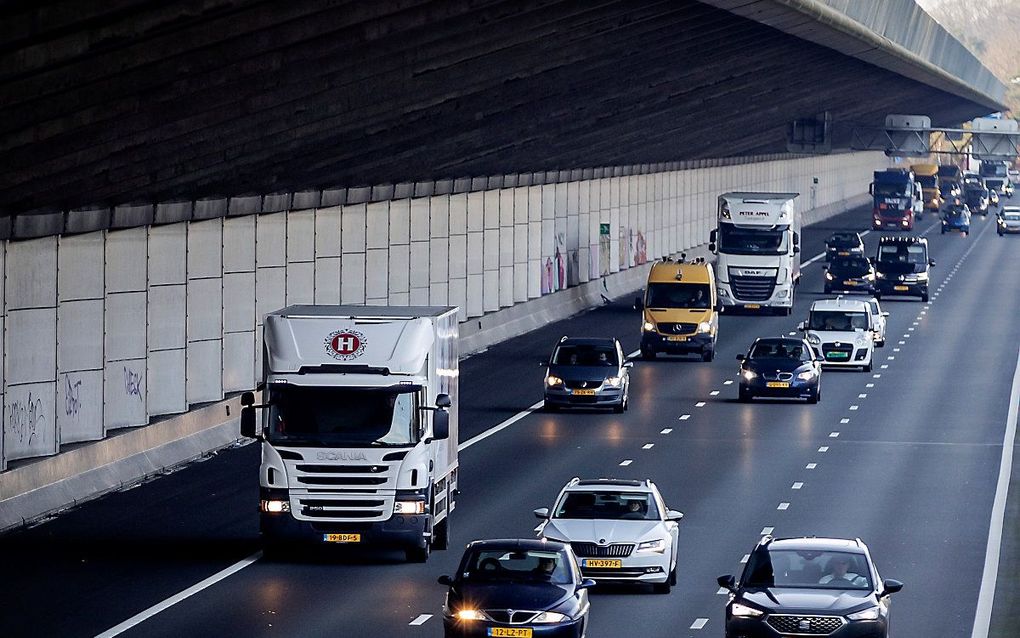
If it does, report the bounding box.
[737,337,823,403]
[440,539,593,637]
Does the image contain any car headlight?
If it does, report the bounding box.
[643,321,656,332]
[875,272,886,279]
[855,334,867,347]
[864,273,875,280]
[824,271,833,280]
[532,611,570,624]
[916,272,928,282]
[546,375,563,387]
[606,376,623,388]
[797,369,815,380]
[394,500,426,514]
[731,602,764,618]
[455,609,487,621]
[741,368,757,381]
[847,606,881,621]
[636,538,666,553]
[697,321,712,333]
[807,333,821,345]
[260,499,290,513]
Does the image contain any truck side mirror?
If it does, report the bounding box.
[435,393,452,409]
[241,391,255,407]
[633,296,644,311]
[709,229,718,244]
[708,242,716,253]
[928,258,936,267]
[869,184,875,195]
[433,409,450,440]
[240,406,258,438]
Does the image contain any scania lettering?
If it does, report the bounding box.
[709,192,800,315]
[240,305,459,562]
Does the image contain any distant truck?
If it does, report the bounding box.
[909,164,941,215]
[980,160,1010,196]
[938,164,963,198]
[240,305,459,562]
[870,169,920,231]
[709,192,800,315]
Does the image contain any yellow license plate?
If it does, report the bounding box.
[766,381,790,388]
[744,304,761,309]
[323,533,360,543]
[583,558,623,568]
[667,335,687,342]
[843,280,857,286]
[488,628,532,637]
[838,251,850,256]
[572,389,597,395]
[894,285,909,291]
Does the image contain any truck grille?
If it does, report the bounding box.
[287,459,397,522]
[766,614,845,635]
[571,542,634,557]
[729,275,775,301]
[295,495,387,519]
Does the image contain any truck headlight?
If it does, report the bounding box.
[697,321,712,333]
[741,369,757,381]
[260,499,290,514]
[636,538,666,553]
[394,500,426,514]
[643,321,656,332]
[606,376,623,387]
[532,611,570,624]
[546,375,563,387]
[847,606,881,621]
[731,602,764,618]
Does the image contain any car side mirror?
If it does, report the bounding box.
[433,409,450,440]
[623,361,634,369]
[815,356,825,362]
[882,312,890,317]
[717,574,736,591]
[929,258,936,267]
[666,509,684,522]
[797,321,806,331]
[634,296,644,311]
[881,579,903,596]
[578,578,597,591]
[240,406,258,438]
[437,575,454,587]
[533,507,550,520]
[735,354,745,361]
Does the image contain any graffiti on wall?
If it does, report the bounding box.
[9,392,47,445]
[64,374,83,419]
[123,366,143,402]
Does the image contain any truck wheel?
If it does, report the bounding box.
[406,543,430,563]
[433,516,450,551]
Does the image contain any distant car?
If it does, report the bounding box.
[824,232,865,262]
[989,189,1000,208]
[938,181,962,201]
[864,297,888,348]
[439,539,593,638]
[965,184,990,215]
[718,536,903,638]
[736,337,822,403]
[998,206,1020,236]
[799,297,876,372]
[535,478,684,593]
[1005,181,1015,199]
[543,337,631,413]
[941,201,971,235]
[824,255,875,294]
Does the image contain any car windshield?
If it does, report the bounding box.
[750,341,808,361]
[265,385,418,447]
[645,283,711,309]
[830,257,870,272]
[743,549,873,590]
[463,549,572,584]
[553,344,618,366]
[808,311,868,331]
[554,490,660,520]
[877,244,926,265]
[826,234,858,248]
[1004,213,1020,221]
[874,183,909,197]
[916,175,937,188]
[718,223,787,255]
[939,183,957,195]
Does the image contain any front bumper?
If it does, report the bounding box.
[825,277,874,293]
[998,223,1020,234]
[725,616,888,638]
[577,554,671,583]
[444,616,584,638]
[816,343,871,367]
[875,279,927,298]
[942,220,970,232]
[260,511,430,549]
[545,385,624,407]
[740,376,818,398]
[872,214,913,230]
[718,284,793,310]
[641,331,714,354]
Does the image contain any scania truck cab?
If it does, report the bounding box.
[710,192,800,315]
[870,169,918,230]
[240,305,459,562]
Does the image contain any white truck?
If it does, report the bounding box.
[709,192,801,315]
[240,305,459,562]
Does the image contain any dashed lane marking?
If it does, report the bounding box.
[873,374,882,379]
[409,615,432,626]
[723,380,733,385]
[819,446,829,452]
[806,463,817,469]
[858,393,867,398]
[741,554,750,563]
[881,364,889,369]
[792,482,803,490]
[619,459,633,467]
[778,502,790,511]
[660,428,673,435]
[679,414,691,421]
[761,526,774,535]
[840,418,850,424]
[691,618,709,630]
[695,401,706,408]
[710,390,720,396]
[642,443,654,450]
[829,432,840,438]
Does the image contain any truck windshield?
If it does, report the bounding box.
[916,175,937,188]
[874,183,909,197]
[645,283,711,309]
[265,385,419,447]
[718,223,787,255]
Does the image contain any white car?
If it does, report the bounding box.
[534,478,683,593]
[864,297,889,347]
[799,297,876,371]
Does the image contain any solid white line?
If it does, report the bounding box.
[409,614,433,626]
[691,618,709,630]
[95,551,262,637]
[459,401,544,451]
[971,344,1020,638]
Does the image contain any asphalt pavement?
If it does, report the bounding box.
[2,203,1019,638]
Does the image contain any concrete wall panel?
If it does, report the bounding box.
[340,253,365,304]
[365,248,388,304]
[4,382,57,459]
[58,233,104,301]
[146,349,184,416]
[147,285,186,352]
[105,228,147,294]
[188,220,223,280]
[410,198,430,242]
[187,339,221,404]
[315,206,341,258]
[256,213,286,267]
[58,368,103,444]
[341,204,366,254]
[148,224,187,286]
[255,267,286,324]
[57,299,104,373]
[366,202,389,250]
[105,358,147,428]
[7,237,57,310]
[223,216,255,273]
[187,278,222,341]
[286,210,315,263]
[7,309,56,386]
[223,272,256,333]
[105,292,146,362]
[223,331,254,393]
[285,261,314,305]
[314,257,341,304]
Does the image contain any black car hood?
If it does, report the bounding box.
[740,587,874,614]
[876,261,924,275]
[450,581,572,611]
[548,365,616,382]
[746,359,809,373]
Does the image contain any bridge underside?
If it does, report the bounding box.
[0,0,1001,217]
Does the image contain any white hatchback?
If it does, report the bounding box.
[534,478,684,593]
[799,297,876,371]
[863,297,889,347]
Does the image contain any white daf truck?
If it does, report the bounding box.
[709,192,801,315]
[240,305,458,562]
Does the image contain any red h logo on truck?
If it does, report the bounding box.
[325,329,366,360]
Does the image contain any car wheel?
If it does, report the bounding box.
[406,543,430,563]
[653,580,671,594]
[864,360,873,373]
[544,401,559,412]
[613,400,625,414]
[784,306,792,316]
[738,387,752,402]
[877,340,885,348]
[808,388,820,404]
[921,292,930,303]
[641,348,656,360]
[701,349,714,362]
[941,228,946,234]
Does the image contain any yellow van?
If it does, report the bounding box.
[634,257,719,361]
[910,164,941,213]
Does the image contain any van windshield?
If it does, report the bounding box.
[646,283,711,309]
[808,311,869,331]
[266,385,419,447]
[916,175,937,188]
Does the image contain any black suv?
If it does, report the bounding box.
[824,255,876,294]
[718,536,903,638]
[873,236,933,302]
